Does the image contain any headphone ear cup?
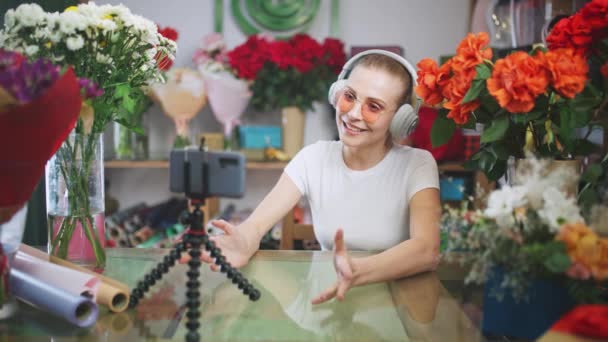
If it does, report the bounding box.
[389,104,419,141]
[328,79,347,107]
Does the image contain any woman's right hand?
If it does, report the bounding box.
[180,219,260,271]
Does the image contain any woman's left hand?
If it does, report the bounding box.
[312,228,356,304]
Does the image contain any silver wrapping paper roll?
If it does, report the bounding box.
[9,268,98,328]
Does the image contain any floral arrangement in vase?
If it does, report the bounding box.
[442,157,608,303]
[415,0,607,181]
[0,3,176,269]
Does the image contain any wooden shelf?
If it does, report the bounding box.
[104,160,288,170]
[438,162,468,172]
[105,160,469,172]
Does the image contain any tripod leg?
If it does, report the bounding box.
[201,234,261,301]
[184,234,202,342]
[128,241,187,309]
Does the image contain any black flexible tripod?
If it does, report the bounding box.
[128,200,261,342]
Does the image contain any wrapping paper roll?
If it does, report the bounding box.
[9,268,98,328]
[133,227,154,245]
[19,244,130,313]
[13,252,100,299]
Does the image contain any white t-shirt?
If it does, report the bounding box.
[284,140,439,251]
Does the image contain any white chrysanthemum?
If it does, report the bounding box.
[96,18,117,32]
[95,53,113,64]
[76,3,104,19]
[25,45,39,55]
[66,35,85,50]
[99,4,131,22]
[14,4,45,27]
[34,27,52,40]
[59,11,88,35]
[537,187,583,232]
[4,9,16,28]
[484,185,527,228]
[515,157,579,209]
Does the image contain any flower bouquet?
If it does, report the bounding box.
[228,33,346,112]
[150,67,207,148]
[442,157,608,338]
[415,0,607,181]
[443,157,607,301]
[0,48,99,313]
[0,3,176,268]
[193,33,251,149]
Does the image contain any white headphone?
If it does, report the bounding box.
[328,49,420,140]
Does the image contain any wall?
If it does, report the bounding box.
[100,0,472,212]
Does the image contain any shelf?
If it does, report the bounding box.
[438,162,468,172]
[105,160,468,172]
[104,160,288,170]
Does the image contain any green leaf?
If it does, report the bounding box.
[114,84,130,99]
[544,250,571,273]
[475,62,492,80]
[462,79,485,104]
[581,164,603,183]
[430,116,456,148]
[479,94,500,114]
[480,115,509,143]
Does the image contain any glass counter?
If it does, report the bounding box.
[0,248,584,341]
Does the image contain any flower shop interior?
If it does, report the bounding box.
[1,0,608,341]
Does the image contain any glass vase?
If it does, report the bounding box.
[0,204,28,320]
[113,122,149,160]
[45,130,106,270]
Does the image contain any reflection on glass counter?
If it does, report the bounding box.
[1,248,489,341]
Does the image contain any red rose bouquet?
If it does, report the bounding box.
[227,33,346,112]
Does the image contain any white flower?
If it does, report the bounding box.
[66,35,85,50]
[4,9,16,28]
[95,53,113,64]
[484,185,527,228]
[25,45,39,55]
[59,11,88,34]
[14,4,45,27]
[515,157,579,209]
[537,187,583,232]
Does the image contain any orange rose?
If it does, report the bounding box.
[487,51,549,113]
[557,223,608,281]
[444,99,480,125]
[543,48,589,99]
[415,58,451,106]
[451,32,493,72]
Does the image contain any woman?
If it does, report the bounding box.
[193,50,441,305]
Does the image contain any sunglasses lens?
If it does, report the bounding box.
[337,93,354,113]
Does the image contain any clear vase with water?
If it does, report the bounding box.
[0,204,28,319]
[45,131,106,270]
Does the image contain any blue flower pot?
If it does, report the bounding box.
[482,268,575,340]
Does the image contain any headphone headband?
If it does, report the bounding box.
[337,49,419,109]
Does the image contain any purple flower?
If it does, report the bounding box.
[78,78,104,99]
[0,51,60,103]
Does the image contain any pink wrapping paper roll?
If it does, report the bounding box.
[19,244,130,313]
